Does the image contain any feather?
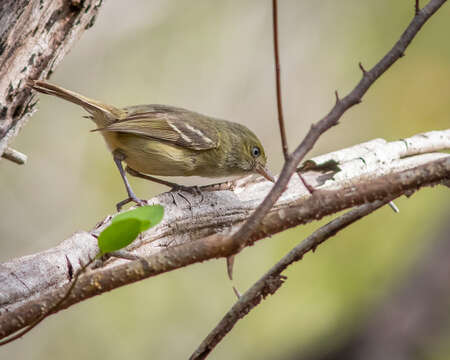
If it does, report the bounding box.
[92,105,219,151]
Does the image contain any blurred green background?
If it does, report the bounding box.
[1,1,449,359]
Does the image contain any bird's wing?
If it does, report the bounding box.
[93,105,219,150]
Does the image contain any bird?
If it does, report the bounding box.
[27,80,274,211]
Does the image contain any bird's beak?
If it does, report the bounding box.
[255,163,275,183]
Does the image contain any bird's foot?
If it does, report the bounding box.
[116,195,147,212]
[169,185,204,208]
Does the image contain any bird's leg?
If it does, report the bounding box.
[126,166,190,189]
[126,166,203,204]
[113,150,146,211]
[126,166,201,194]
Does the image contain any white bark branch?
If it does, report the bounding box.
[0,129,448,332]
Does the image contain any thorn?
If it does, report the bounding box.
[232,285,241,299]
[388,201,400,213]
[334,90,340,105]
[358,62,367,75]
[399,51,405,58]
[415,0,420,16]
[226,256,235,280]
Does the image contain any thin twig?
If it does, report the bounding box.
[297,172,315,193]
[416,0,420,15]
[190,198,395,359]
[272,0,289,160]
[230,0,446,252]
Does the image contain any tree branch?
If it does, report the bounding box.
[0,131,448,339]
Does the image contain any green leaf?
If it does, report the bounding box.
[112,205,164,232]
[98,218,142,254]
[97,205,164,254]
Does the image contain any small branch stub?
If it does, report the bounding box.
[334,90,340,105]
[359,62,367,75]
[1,147,27,165]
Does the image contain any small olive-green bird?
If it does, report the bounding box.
[27,80,274,210]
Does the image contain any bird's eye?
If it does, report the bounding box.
[251,146,261,158]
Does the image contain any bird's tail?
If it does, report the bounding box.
[26,80,124,122]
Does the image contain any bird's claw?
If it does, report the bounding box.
[116,196,147,212]
[169,185,204,207]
